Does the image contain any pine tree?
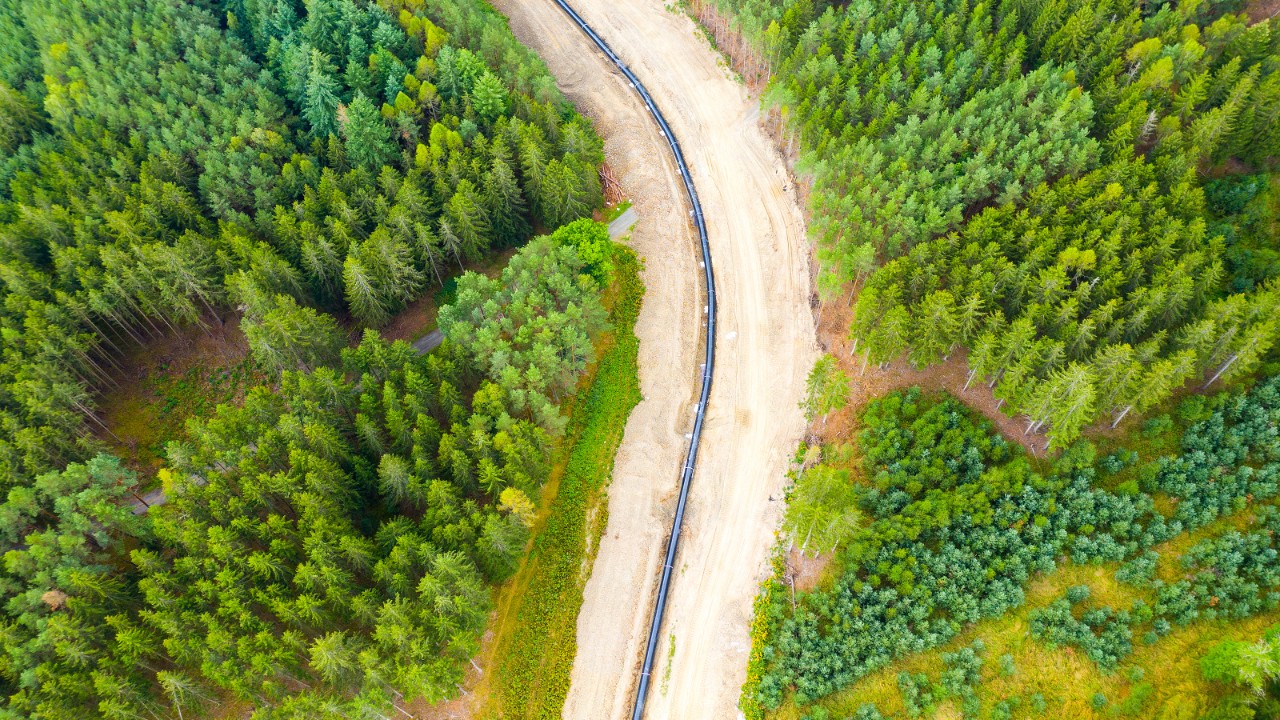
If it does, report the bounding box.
[243,294,347,372]
[444,180,492,262]
[0,80,43,152]
[909,290,960,368]
[343,253,391,327]
[802,354,850,425]
[485,156,530,246]
[784,464,861,556]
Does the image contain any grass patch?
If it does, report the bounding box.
[661,633,677,695]
[103,356,268,481]
[603,199,633,224]
[469,245,644,718]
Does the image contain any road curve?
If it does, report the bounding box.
[547,3,717,716]
[490,1,817,717]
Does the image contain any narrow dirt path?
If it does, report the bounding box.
[490,2,817,717]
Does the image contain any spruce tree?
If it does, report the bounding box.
[341,93,396,171]
[303,49,342,139]
[471,71,508,123]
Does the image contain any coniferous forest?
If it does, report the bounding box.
[0,0,618,718]
[711,0,1280,448]
[687,0,1280,717]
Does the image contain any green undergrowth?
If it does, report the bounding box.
[772,511,1280,720]
[101,352,268,480]
[486,245,644,717]
[145,359,269,439]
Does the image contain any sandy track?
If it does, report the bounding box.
[490,1,816,717]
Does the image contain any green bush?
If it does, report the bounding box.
[897,671,936,718]
[751,376,1280,707]
[550,218,614,284]
[1000,653,1017,677]
[1142,414,1175,438]
[1113,683,1153,716]
[853,704,886,720]
[1029,591,1136,672]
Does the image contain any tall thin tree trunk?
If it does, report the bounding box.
[1204,353,1239,389]
[112,316,147,346]
[81,313,127,356]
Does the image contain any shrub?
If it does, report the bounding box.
[1142,414,1174,438]
[939,640,985,697]
[991,697,1021,720]
[1201,640,1248,683]
[1029,592,1134,672]
[1113,683,1153,716]
[751,378,1280,706]
[1099,450,1139,474]
[853,704,886,720]
[897,671,936,718]
[1116,551,1159,586]
[1156,508,1280,625]
[1000,653,1016,677]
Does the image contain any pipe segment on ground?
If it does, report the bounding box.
[547,2,718,718]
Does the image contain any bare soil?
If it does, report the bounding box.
[1247,0,1280,23]
[787,547,835,593]
[380,293,439,344]
[816,285,1052,455]
[490,1,818,717]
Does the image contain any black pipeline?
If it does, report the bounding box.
[547,2,718,718]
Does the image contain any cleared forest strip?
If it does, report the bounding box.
[492,1,818,717]
[545,3,721,715]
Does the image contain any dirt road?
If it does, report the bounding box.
[489,1,816,717]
